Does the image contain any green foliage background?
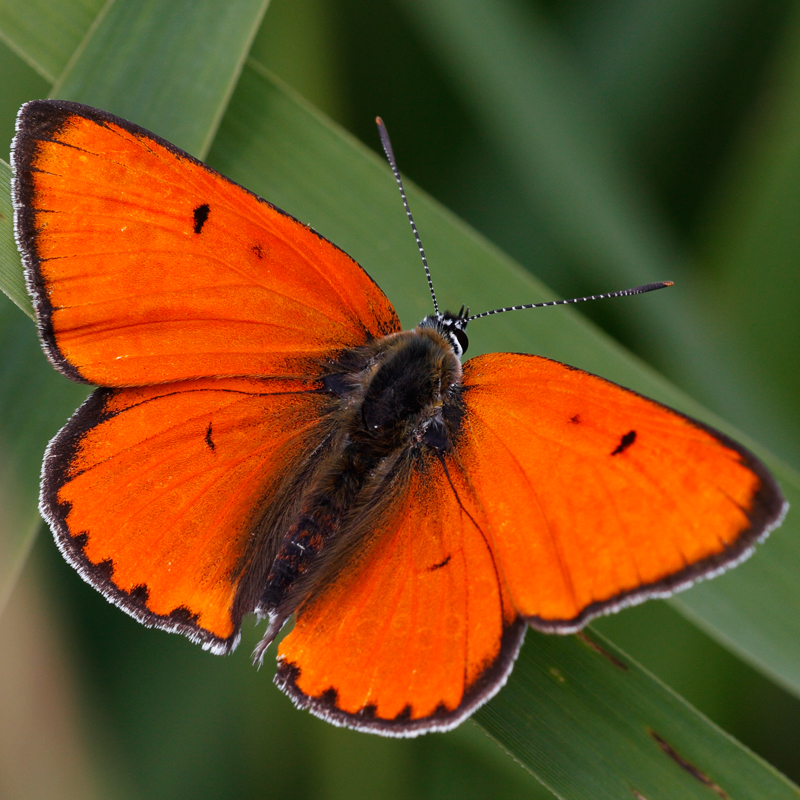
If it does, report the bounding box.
[1,1,800,798]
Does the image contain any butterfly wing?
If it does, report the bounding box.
[45,377,338,653]
[457,353,787,631]
[12,100,400,386]
[275,451,526,736]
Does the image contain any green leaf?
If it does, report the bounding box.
[0,0,104,83]
[52,0,270,157]
[247,0,346,123]
[478,630,799,799]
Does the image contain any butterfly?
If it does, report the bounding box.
[11,99,787,737]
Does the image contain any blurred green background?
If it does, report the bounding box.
[2,0,800,798]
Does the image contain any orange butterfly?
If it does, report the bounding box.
[12,100,786,736]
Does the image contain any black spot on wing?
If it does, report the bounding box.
[320,687,338,706]
[95,558,114,583]
[168,606,200,626]
[205,422,215,451]
[252,243,264,259]
[429,555,451,571]
[611,430,636,456]
[570,414,581,424]
[357,704,379,721]
[130,584,150,604]
[193,203,210,233]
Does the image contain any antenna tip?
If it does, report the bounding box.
[663,280,674,287]
[376,116,384,128]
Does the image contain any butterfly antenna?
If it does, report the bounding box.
[467,281,674,322]
[376,117,439,315]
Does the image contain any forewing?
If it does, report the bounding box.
[459,353,787,631]
[275,452,525,736]
[12,100,400,386]
[44,376,336,653]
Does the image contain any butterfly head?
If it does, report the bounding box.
[418,306,470,359]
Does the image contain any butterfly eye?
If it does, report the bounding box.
[452,328,469,356]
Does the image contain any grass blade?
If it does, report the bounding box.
[53,0,270,157]
[0,0,105,82]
